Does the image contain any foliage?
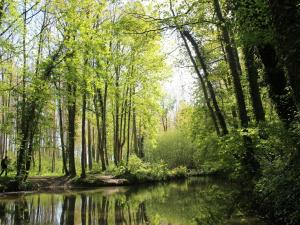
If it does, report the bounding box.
[146,129,197,169]
[110,155,187,182]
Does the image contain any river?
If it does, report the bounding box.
[0,177,266,225]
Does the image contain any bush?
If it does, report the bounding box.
[112,155,187,182]
[169,166,188,178]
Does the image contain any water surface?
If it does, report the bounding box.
[0,177,266,225]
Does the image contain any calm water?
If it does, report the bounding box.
[0,177,266,225]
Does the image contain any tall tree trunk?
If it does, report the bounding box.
[58,95,69,175]
[180,31,221,136]
[94,89,106,171]
[81,91,87,178]
[183,29,228,135]
[114,66,120,165]
[126,87,132,165]
[67,84,76,177]
[87,119,92,170]
[268,0,300,111]
[258,44,297,123]
[243,46,265,123]
[99,82,108,167]
[213,0,260,177]
[213,0,249,128]
[132,106,140,156]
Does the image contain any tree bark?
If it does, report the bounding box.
[213,0,249,128]
[213,0,260,177]
[87,119,92,170]
[180,31,221,136]
[183,29,228,135]
[67,83,76,177]
[243,46,265,123]
[58,94,69,175]
[268,0,300,111]
[258,44,297,124]
[94,89,106,171]
[81,90,87,178]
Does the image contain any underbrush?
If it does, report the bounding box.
[109,155,188,182]
[254,166,300,225]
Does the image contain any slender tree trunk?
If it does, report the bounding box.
[132,106,140,156]
[38,139,41,175]
[213,0,249,128]
[94,89,106,171]
[183,30,228,135]
[58,95,69,175]
[87,119,92,170]
[67,84,76,177]
[213,0,260,177]
[98,82,108,167]
[180,31,221,136]
[81,91,87,178]
[114,66,120,165]
[126,87,132,165]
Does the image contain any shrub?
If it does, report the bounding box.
[169,166,188,178]
[112,155,187,182]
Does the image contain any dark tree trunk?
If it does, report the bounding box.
[94,89,106,171]
[213,0,249,128]
[183,29,228,135]
[67,84,76,177]
[126,87,132,165]
[243,46,265,123]
[58,95,69,175]
[180,31,221,136]
[114,66,120,165]
[258,44,297,123]
[268,0,300,111]
[98,83,108,167]
[213,0,260,177]
[87,119,92,170]
[81,91,87,178]
[132,106,140,156]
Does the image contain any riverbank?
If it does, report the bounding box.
[0,169,189,195]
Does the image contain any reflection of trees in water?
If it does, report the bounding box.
[136,202,149,225]
[0,179,263,225]
[15,199,29,225]
[60,195,77,225]
[114,200,150,225]
[81,195,87,225]
[0,202,7,225]
[0,194,152,225]
[115,200,126,225]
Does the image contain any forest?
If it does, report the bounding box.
[0,0,299,225]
